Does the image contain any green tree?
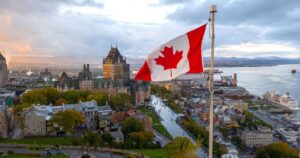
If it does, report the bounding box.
[110,93,132,110]
[63,90,91,103]
[20,90,47,104]
[255,142,299,158]
[121,117,145,136]
[127,131,154,148]
[87,92,108,105]
[165,137,198,158]
[102,133,114,145]
[49,110,84,135]
[40,88,60,104]
[82,132,103,147]
[13,103,32,115]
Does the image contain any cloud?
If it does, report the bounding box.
[1,0,300,66]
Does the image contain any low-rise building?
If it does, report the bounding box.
[110,130,124,143]
[276,128,298,143]
[126,109,152,131]
[23,108,48,137]
[242,126,273,147]
[23,101,114,136]
[224,100,248,111]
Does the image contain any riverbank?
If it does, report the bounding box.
[136,106,173,140]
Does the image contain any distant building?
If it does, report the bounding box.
[78,64,93,90]
[54,72,79,91]
[132,81,151,105]
[103,47,130,85]
[39,68,52,84]
[242,126,273,147]
[0,53,9,88]
[54,46,150,105]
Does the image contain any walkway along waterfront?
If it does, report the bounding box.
[151,95,207,158]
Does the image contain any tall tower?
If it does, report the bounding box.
[0,53,8,88]
[103,47,130,85]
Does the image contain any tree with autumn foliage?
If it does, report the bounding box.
[20,90,47,104]
[87,92,108,105]
[49,110,84,135]
[165,137,198,158]
[255,141,299,158]
[110,93,132,110]
[55,98,68,105]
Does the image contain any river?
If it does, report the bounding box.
[219,64,300,117]
[151,96,207,158]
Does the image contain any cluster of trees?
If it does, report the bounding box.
[151,85,182,113]
[219,127,247,150]
[13,88,133,114]
[181,117,227,157]
[121,117,158,149]
[49,110,85,135]
[165,137,198,158]
[242,111,272,129]
[72,132,116,148]
[255,142,299,158]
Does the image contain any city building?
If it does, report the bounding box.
[55,72,79,91]
[0,109,8,138]
[126,109,153,131]
[103,47,130,85]
[276,128,298,143]
[78,64,93,90]
[110,130,124,143]
[0,53,9,88]
[224,99,248,111]
[242,126,273,147]
[23,107,48,137]
[39,68,52,84]
[23,101,114,136]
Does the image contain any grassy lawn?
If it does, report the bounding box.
[137,106,173,139]
[134,149,168,158]
[153,124,172,139]
[0,137,73,145]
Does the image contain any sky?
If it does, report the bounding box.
[0,0,300,66]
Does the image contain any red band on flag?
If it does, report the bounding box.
[134,61,152,81]
[187,24,206,73]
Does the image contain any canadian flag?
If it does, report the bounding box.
[134,24,207,81]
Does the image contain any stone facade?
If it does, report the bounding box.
[23,108,47,137]
[242,126,273,147]
[55,72,79,91]
[78,64,93,90]
[103,47,130,85]
[0,53,9,88]
[0,110,8,138]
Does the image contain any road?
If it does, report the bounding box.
[0,145,124,158]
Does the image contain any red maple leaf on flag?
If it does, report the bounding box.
[154,46,183,77]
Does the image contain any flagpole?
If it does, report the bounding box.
[208,4,216,158]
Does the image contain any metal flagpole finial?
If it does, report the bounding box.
[210,5,217,13]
